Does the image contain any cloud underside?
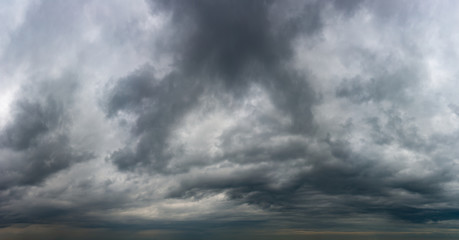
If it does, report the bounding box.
[2,0,459,237]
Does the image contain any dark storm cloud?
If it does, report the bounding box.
[5,0,459,238]
[0,77,92,189]
[155,0,322,79]
[105,67,204,171]
[99,0,459,226]
[167,131,456,224]
[105,0,322,172]
[169,109,455,224]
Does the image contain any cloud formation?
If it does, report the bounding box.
[2,0,459,239]
[0,77,92,189]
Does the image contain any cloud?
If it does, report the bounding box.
[4,0,459,239]
[104,0,321,173]
[0,76,93,190]
[100,0,459,227]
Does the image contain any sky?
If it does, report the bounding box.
[2,0,459,239]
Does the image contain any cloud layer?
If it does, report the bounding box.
[2,0,459,239]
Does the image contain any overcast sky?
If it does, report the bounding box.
[2,0,459,239]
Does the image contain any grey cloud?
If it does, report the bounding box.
[0,77,92,189]
[449,103,459,116]
[336,66,421,104]
[5,0,459,238]
[363,108,434,152]
[105,67,204,172]
[101,0,458,226]
[331,0,363,15]
[105,0,324,172]
[2,1,84,70]
[163,115,457,224]
[1,98,61,151]
[155,0,322,81]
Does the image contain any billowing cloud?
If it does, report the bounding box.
[0,76,92,189]
[2,0,459,239]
